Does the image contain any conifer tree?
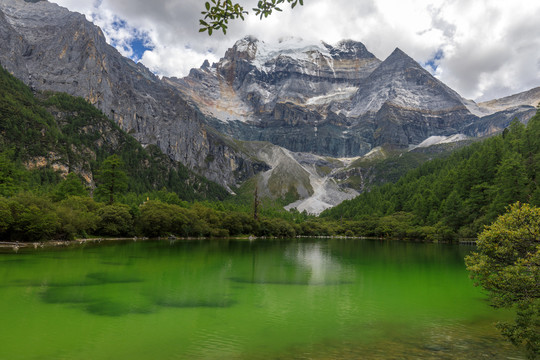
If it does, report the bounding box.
[94,155,128,204]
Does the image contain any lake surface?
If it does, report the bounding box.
[0,238,523,359]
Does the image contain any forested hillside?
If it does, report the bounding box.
[321,107,540,239]
[0,64,310,241]
[0,65,227,201]
[2,60,539,243]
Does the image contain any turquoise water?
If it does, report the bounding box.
[0,239,523,359]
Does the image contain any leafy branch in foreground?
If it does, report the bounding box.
[200,0,304,35]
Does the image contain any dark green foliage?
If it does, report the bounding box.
[94,155,129,204]
[137,200,189,238]
[0,149,26,196]
[6,193,60,241]
[0,64,227,202]
[0,197,13,233]
[55,196,101,239]
[53,172,88,201]
[321,110,540,239]
[256,217,297,237]
[96,204,133,237]
[466,203,540,359]
[0,194,100,241]
[0,66,60,160]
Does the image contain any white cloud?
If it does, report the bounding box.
[141,45,219,78]
[51,0,540,101]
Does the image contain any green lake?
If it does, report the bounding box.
[0,238,524,359]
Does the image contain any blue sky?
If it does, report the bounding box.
[129,37,153,61]
[423,49,444,75]
[92,14,154,62]
[110,18,153,60]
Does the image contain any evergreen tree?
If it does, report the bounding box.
[0,150,25,196]
[94,155,128,204]
[488,152,528,218]
[54,172,88,201]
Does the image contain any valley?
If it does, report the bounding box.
[1,0,539,213]
[0,1,539,358]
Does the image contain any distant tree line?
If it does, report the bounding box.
[321,108,540,241]
[2,108,540,242]
[3,60,540,243]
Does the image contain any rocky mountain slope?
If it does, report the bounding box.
[1,0,538,213]
[479,87,540,113]
[172,36,537,158]
[0,0,266,191]
[0,64,228,200]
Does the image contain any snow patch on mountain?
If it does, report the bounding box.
[337,156,362,167]
[234,36,333,72]
[413,134,469,149]
[306,86,358,105]
[462,98,492,117]
[247,143,358,215]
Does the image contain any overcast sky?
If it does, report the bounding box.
[51,0,540,102]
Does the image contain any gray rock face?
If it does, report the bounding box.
[0,0,264,190]
[463,105,537,137]
[479,87,540,113]
[0,0,537,195]
[173,37,536,157]
[167,36,383,157]
[169,36,380,118]
[345,48,466,115]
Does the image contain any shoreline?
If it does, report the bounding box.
[0,236,252,251]
[0,235,476,252]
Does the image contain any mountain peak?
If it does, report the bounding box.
[225,35,260,61]
[0,0,82,34]
[385,47,418,65]
[348,46,468,116]
[362,46,427,77]
[331,39,377,60]
[235,35,259,46]
[223,36,380,70]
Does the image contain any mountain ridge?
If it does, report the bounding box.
[0,0,265,191]
[1,0,539,212]
[174,35,537,158]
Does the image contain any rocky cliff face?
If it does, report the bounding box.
[478,87,540,114]
[170,36,380,120]
[0,0,265,190]
[167,36,384,157]
[173,37,537,157]
[1,0,538,212]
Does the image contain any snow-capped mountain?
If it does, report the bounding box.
[169,36,536,158]
[167,36,380,123]
[1,1,538,212]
